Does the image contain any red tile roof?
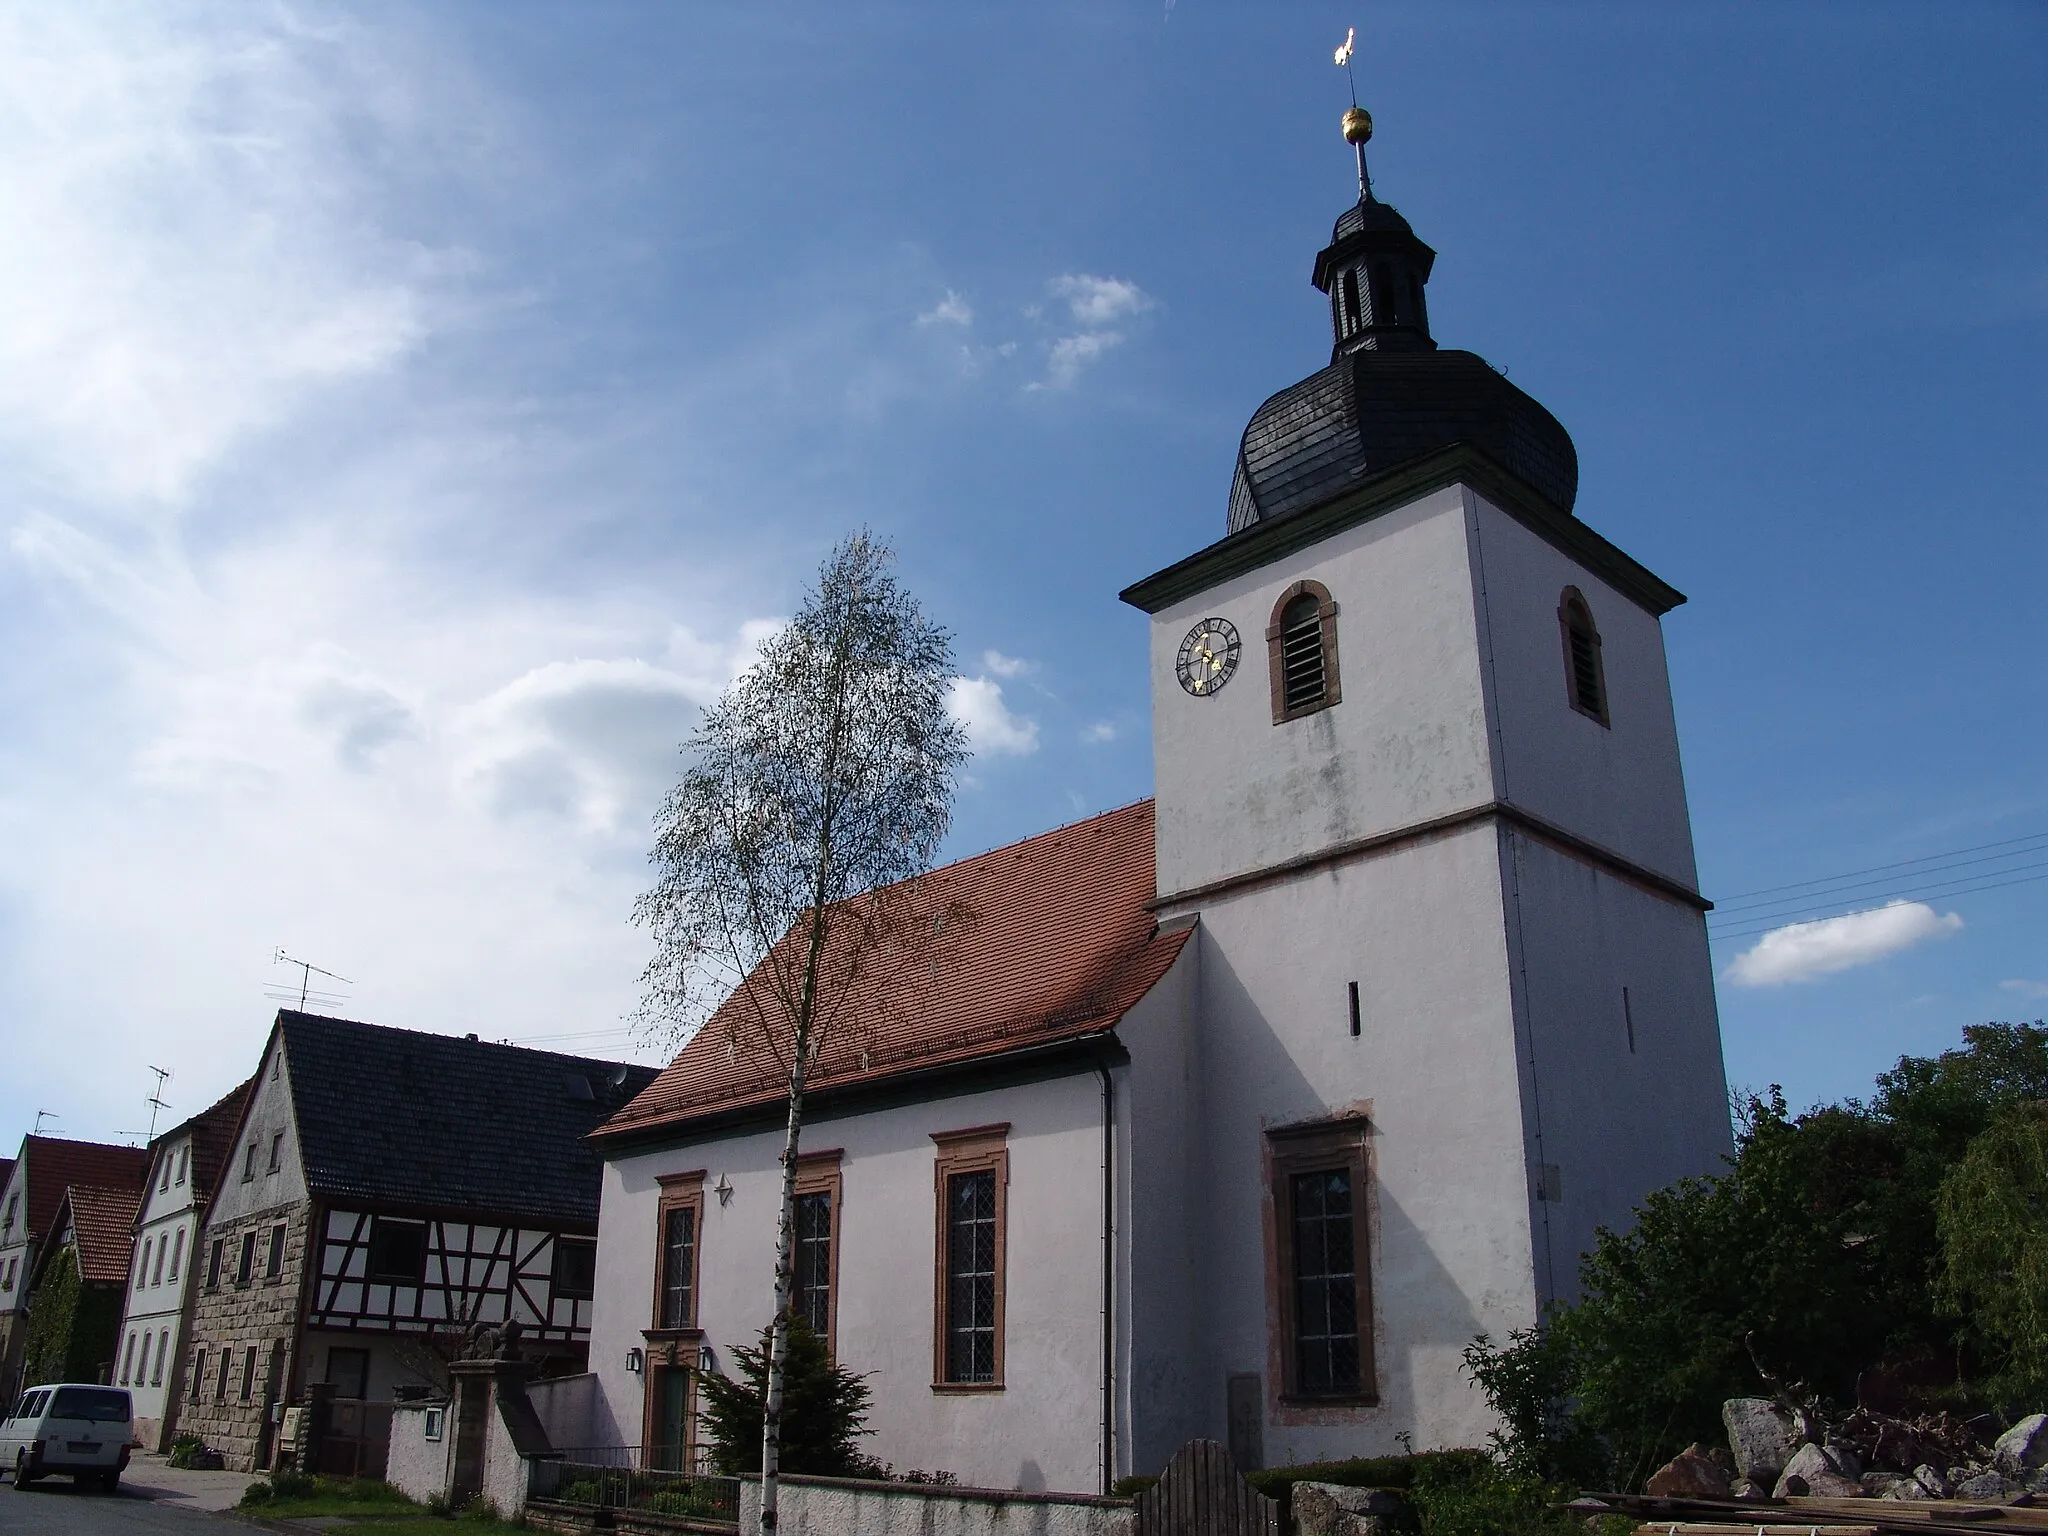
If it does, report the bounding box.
[51,1184,143,1286]
[20,1138,149,1243]
[599,799,1186,1141]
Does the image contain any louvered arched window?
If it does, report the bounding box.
[1268,580,1341,723]
[1558,587,1609,726]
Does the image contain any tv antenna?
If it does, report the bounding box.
[144,1066,172,1140]
[32,1109,59,1137]
[268,949,354,1014]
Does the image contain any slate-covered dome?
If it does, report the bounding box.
[1227,191,1579,534]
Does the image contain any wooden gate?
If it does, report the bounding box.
[1136,1439,1280,1536]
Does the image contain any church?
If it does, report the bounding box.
[584,106,1733,1494]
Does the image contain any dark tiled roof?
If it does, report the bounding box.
[599,800,1191,1141]
[277,1013,658,1230]
[56,1185,143,1285]
[176,1079,254,1202]
[1226,349,1579,535]
[19,1138,150,1243]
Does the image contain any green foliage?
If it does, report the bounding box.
[21,1249,125,1386]
[1246,1450,1490,1502]
[553,1478,601,1505]
[1938,1100,2048,1404]
[1460,1021,2048,1488]
[1407,1456,1592,1536]
[648,1485,723,1517]
[166,1434,205,1470]
[698,1317,874,1477]
[242,1475,414,1515]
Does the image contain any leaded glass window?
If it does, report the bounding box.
[1291,1168,1361,1395]
[795,1191,832,1340]
[660,1206,696,1329]
[943,1170,998,1383]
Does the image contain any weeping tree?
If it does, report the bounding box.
[634,532,969,1534]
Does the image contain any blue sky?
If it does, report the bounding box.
[0,2,2042,1146]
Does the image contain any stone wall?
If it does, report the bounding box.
[179,1198,313,1471]
[738,1475,1134,1536]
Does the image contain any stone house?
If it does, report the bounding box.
[177,1010,656,1473]
[584,145,1733,1492]
[0,1136,150,1400]
[111,1079,253,1450]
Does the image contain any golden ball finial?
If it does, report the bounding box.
[1341,106,1373,146]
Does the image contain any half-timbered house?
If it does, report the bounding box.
[180,1011,656,1473]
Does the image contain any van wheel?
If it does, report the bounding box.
[11,1452,34,1490]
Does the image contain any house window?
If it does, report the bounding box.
[176,1147,188,1185]
[236,1230,257,1287]
[215,1349,232,1401]
[793,1149,842,1351]
[169,1229,184,1283]
[1558,586,1609,726]
[138,1239,153,1289]
[239,1345,258,1402]
[242,1142,257,1182]
[267,1223,287,1280]
[152,1237,166,1287]
[366,1218,427,1285]
[1267,580,1341,723]
[327,1346,370,1400]
[423,1406,445,1442]
[3,1194,15,1233]
[1267,1116,1376,1403]
[160,1158,171,1193]
[553,1237,597,1302]
[152,1330,168,1388]
[207,1237,225,1291]
[190,1349,206,1402]
[653,1172,703,1331]
[932,1124,1007,1389]
[268,1133,283,1173]
[121,1331,136,1385]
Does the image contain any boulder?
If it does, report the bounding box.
[1723,1398,1801,1484]
[1882,1474,1938,1501]
[1773,1443,1862,1499]
[1996,1416,2048,1479]
[1915,1465,1954,1498]
[1646,1444,1732,1499]
[1729,1479,1770,1502]
[1955,1471,2021,1503]
[1292,1482,1403,1536]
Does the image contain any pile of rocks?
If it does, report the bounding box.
[1642,1401,2048,1504]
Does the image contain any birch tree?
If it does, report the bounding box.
[634,532,969,1533]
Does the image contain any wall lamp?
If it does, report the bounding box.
[625,1347,644,1375]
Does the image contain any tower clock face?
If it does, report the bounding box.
[1176,617,1241,697]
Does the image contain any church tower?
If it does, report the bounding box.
[1119,104,1731,1467]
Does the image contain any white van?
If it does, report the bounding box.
[0,1383,134,1491]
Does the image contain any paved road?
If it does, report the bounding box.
[0,1477,244,1532]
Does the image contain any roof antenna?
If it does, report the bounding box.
[1334,27,1374,201]
[143,1066,172,1141]
[269,948,354,1014]
[32,1109,59,1137]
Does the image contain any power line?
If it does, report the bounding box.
[1715,828,2048,905]
[1709,864,2048,944]
[1710,835,2048,919]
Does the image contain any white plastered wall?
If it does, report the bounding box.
[592,1064,1126,1493]
[119,1133,205,1447]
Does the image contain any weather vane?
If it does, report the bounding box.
[1333,26,1374,200]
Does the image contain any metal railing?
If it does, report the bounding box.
[530,1447,739,1526]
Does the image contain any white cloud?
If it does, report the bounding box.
[2001,979,2048,1001]
[1050,274,1152,327]
[0,8,474,504]
[981,649,1033,678]
[916,290,973,328]
[1081,720,1118,744]
[947,675,1039,757]
[1040,331,1125,390]
[1726,900,1964,988]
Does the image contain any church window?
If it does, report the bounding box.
[553,1237,597,1302]
[365,1218,426,1285]
[1558,587,1609,725]
[654,1170,704,1331]
[1371,264,1398,327]
[794,1149,842,1353]
[1339,268,1362,335]
[1267,580,1342,723]
[1267,1117,1375,1403]
[932,1124,1007,1389]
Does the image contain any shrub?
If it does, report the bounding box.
[698,1316,874,1476]
[648,1485,720,1517]
[166,1434,205,1470]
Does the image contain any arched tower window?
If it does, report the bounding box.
[1558,587,1609,726]
[1370,265,1398,329]
[1339,269,1362,336]
[1268,580,1342,723]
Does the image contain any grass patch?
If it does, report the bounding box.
[325,1522,525,1535]
[239,1473,421,1518]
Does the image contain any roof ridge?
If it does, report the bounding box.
[888,797,1156,888]
[276,1010,658,1076]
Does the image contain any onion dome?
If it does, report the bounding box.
[1226,162,1579,534]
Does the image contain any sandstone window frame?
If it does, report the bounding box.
[206,1237,224,1292]
[1558,586,1610,727]
[931,1123,1009,1393]
[266,1222,287,1282]
[1267,580,1343,724]
[643,1170,706,1475]
[651,1171,705,1333]
[1264,1114,1377,1408]
[794,1149,843,1358]
[189,1348,206,1402]
[235,1230,257,1288]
